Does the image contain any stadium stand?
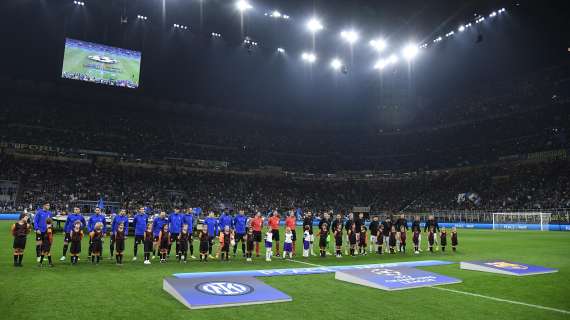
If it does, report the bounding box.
[0,64,568,214]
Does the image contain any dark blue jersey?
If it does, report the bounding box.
[234,215,248,234]
[182,214,194,234]
[34,209,53,232]
[87,214,107,233]
[218,214,233,231]
[169,213,184,234]
[63,214,86,233]
[111,215,129,235]
[152,217,168,237]
[204,217,218,235]
[133,213,149,236]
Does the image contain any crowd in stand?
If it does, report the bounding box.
[0,64,569,214]
[1,154,568,214]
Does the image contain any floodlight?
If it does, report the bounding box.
[330,58,342,70]
[236,0,253,12]
[306,18,323,33]
[301,52,317,63]
[369,39,387,52]
[374,59,387,70]
[340,30,359,44]
[402,44,419,61]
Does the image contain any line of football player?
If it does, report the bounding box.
[11,203,458,267]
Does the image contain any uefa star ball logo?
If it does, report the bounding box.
[196,282,254,296]
[88,55,118,64]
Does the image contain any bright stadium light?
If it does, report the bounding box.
[340,30,359,44]
[369,38,387,52]
[211,32,222,38]
[458,25,466,32]
[489,11,497,17]
[174,24,189,30]
[306,17,324,33]
[374,58,388,70]
[243,38,258,46]
[235,0,253,12]
[330,58,343,70]
[388,54,398,64]
[265,10,290,20]
[73,1,85,6]
[301,52,317,63]
[277,47,285,53]
[402,44,419,61]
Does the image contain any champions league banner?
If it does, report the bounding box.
[335,267,462,291]
[164,276,292,309]
[460,260,559,276]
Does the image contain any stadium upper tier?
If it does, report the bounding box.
[0,64,568,172]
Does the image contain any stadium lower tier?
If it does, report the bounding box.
[0,155,569,214]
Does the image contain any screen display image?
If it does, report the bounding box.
[61,38,141,88]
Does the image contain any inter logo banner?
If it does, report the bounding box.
[460,260,558,276]
[163,276,292,309]
[335,267,462,291]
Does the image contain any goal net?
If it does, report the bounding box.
[491,212,552,231]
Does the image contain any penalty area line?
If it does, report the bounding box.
[431,286,570,315]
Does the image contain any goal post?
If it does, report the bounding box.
[491,212,552,231]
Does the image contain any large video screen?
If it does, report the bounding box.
[61,38,141,89]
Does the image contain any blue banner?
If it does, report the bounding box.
[163,276,292,309]
[335,267,462,290]
[460,260,558,276]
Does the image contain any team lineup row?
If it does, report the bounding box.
[11,203,458,267]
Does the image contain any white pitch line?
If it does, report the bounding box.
[431,286,570,315]
[288,259,570,315]
[285,259,325,268]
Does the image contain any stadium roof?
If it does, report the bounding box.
[3,0,569,123]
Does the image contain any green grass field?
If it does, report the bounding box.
[1,222,569,319]
[62,46,141,85]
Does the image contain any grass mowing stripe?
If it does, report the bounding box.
[430,286,570,315]
[288,258,570,315]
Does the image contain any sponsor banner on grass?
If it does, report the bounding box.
[460,260,558,276]
[335,267,462,291]
[174,260,452,279]
[163,276,291,309]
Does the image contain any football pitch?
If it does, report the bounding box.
[62,47,141,85]
[1,222,569,319]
